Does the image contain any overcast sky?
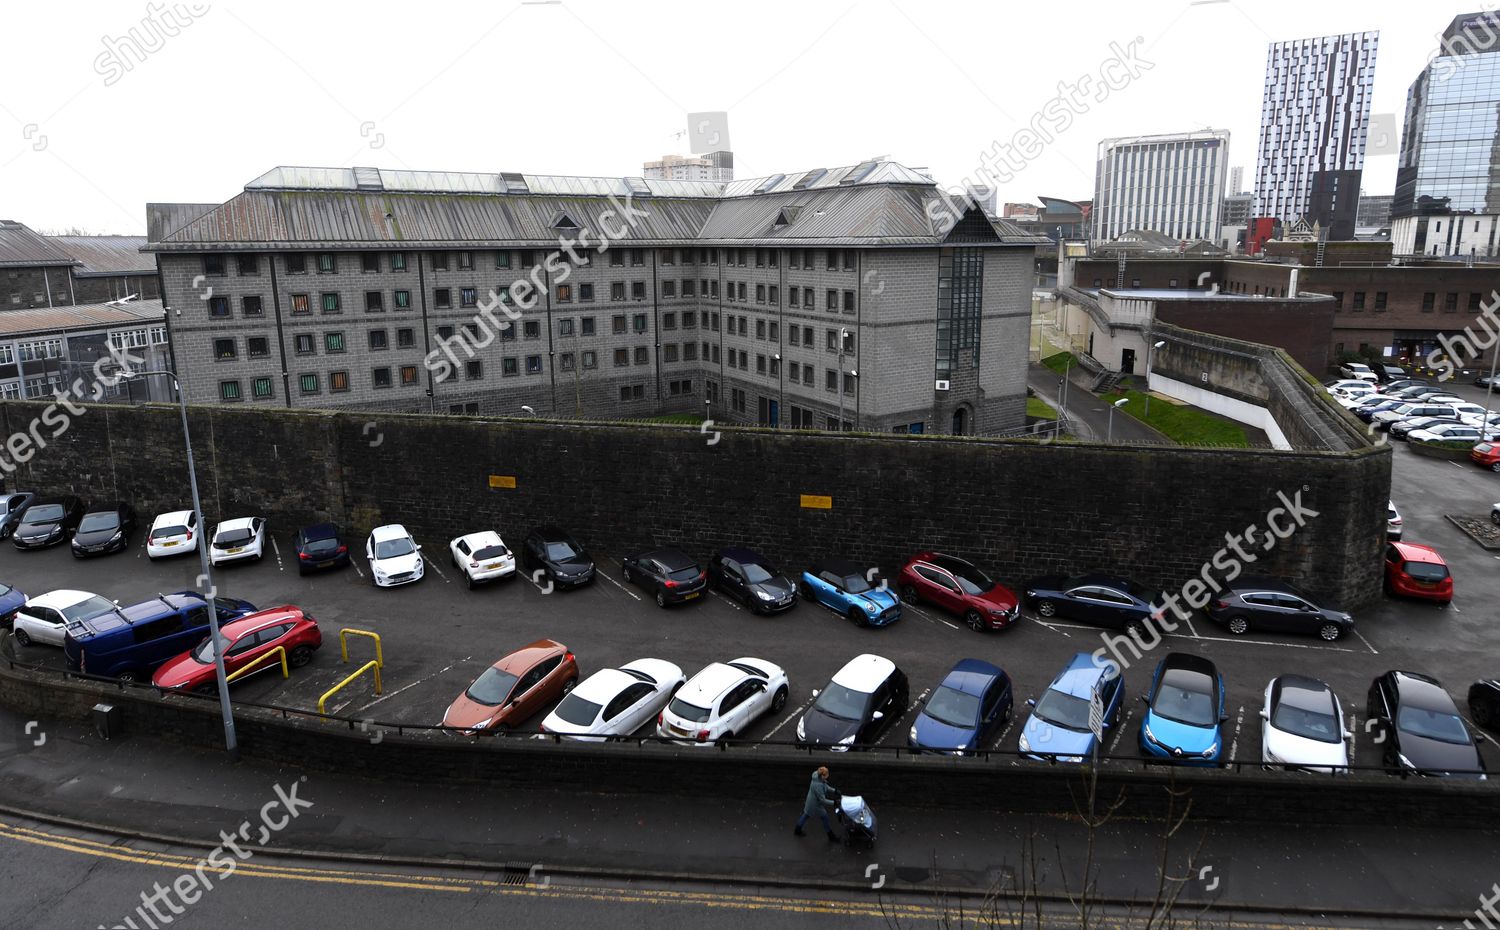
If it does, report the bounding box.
[0,0,1483,234]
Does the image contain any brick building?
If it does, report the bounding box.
[145,161,1044,435]
[0,220,160,308]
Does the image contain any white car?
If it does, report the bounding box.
[209,516,266,565]
[1387,501,1403,540]
[449,530,516,588]
[1338,362,1378,382]
[1408,422,1485,445]
[657,657,789,745]
[540,658,686,741]
[367,523,424,587]
[1327,379,1379,394]
[1260,675,1350,773]
[13,589,117,647]
[146,510,201,559]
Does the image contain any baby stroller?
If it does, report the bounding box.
[835,792,877,847]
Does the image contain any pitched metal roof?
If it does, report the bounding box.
[46,235,154,275]
[0,298,163,337]
[0,220,77,267]
[146,203,220,243]
[147,161,1045,251]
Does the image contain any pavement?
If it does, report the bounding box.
[1027,362,1166,443]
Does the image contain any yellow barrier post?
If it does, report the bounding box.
[338,628,384,668]
[317,660,383,714]
[224,646,289,685]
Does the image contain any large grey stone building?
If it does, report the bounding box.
[145,160,1043,435]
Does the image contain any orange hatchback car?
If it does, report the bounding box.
[443,639,579,734]
[1383,542,1453,605]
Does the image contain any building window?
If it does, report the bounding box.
[321,293,341,313]
[756,354,767,374]
[632,281,647,301]
[1422,292,1435,312]
[458,251,473,270]
[400,365,418,386]
[361,253,380,273]
[299,373,320,394]
[203,255,226,276]
[209,296,230,317]
[461,287,478,308]
[630,249,644,267]
[466,359,483,380]
[330,370,350,393]
[295,334,315,355]
[633,313,648,333]
[556,284,572,303]
[1446,292,1459,312]
[663,312,677,330]
[435,288,451,309]
[737,282,746,301]
[788,364,800,383]
[609,251,624,268]
[431,253,449,271]
[219,380,241,401]
[325,332,346,353]
[247,336,269,357]
[523,320,540,339]
[520,251,536,267]
[394,290,411,310]
[1375,292,1388,311]
[560,352,576,371]
[663,280,676,298]
[789,289,800,308]
[1352,292,1365,310]
[684,342,698,361]
[559,318,575,337]
[611,282,626,301]
[579,283,594,302]
[397,328,415,348]
[365,291,384,312]
[1331,291,1344,310]
[437,324,455,340]
[934,246,983,379]
[526,355,542,374]
[502,357,519,376]
[237,255,259,276]
[664,344,679,363]
[391,252,408,272]
[285,254,307,275]
[843,291,855,312]
[373,367,392,389]
[683,280,696,298]
[316,253,336,274]
[369,329,388,350]
[826,289,838,311]
[755,284,766,304]
[614,348,629,367]
[619,384,645,401]
[213,338,236,360]
[1471,292,1484,312]
[582,350,597,369]
[252,377,272,399]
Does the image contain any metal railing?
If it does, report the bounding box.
[223,646,288,684]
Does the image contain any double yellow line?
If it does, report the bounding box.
[0,818,1391,927]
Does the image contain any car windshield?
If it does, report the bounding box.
[374,537,415,559]
[545,541,579,561]
[1151,673,1217,727]
[1271,702,1341,743]
[212,598,243,617]
[813,683,872,722]
[151,524,188,540]
[954,572,994,596]
[1393,404,1419,415]
[78,512,120,533]
[552,693,603,727]
[216,528,254,546]
[473,544,509,561]
[465,667,519,706]
[842,572,881,594]
[1033,689,1090,731]
[59,595,116,622]
[1402,560,1450,583]
[742,563,774,584]
[193,632,230,664]
[1397,705,1472,744]
[667,696,711,723]
[924,686,980,729]
[24,504,64,523]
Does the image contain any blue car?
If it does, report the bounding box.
[909,658,1012,755]
[801,558,901,627]
[0,580,27,626]
[1019,652,1125,762]
[1138,653,1227,766]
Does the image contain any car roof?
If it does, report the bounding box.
[716,546,769,565]
[831,653,897,693]
[811,557,869,577]
[940,658,1004,696]
[152,510,194,525]
[1229,575,1309,597]
[680,662,750,702]
[29,589,101,610]
[1390,541,1445,564]
[221,606,306,637]
[1391,670,1459,713]
[457,530,504,548]
[215,517,259,532]
[639,548,696,570]
[571,667,638,703]
[1271,675,1335,714]
[371,523,411,541]
[1052,652,1111,697]
[1068,573,1138,592]
[492,639,565,673]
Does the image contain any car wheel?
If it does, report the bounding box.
[1227,616,1250,635]
[900,585,920,606]
[622,565,633,584]
[964,609,986,632]
[1492,461,1500,473]
[1036,600,1057,618]
[717,731,735,747]
[655,591,667,608]
[847,607,868,627]
[466,573,477,590]
[1492,510,1500,526]
[116,671,139,685]
[289,646,314,668]
[771,686,788,712]
[492,724,509,737]
[12,628,30,647]
[193,683,217,696]
[1123,618,1146,638]
[1318,623,1343,642]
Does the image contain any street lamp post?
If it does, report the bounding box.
[1145,340,1166,417]
[124,369,238,760]
[1108,397,1129,442]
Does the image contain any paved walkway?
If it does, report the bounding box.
[0,706,1487,919]
[1027,363,1167,443]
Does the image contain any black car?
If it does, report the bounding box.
[519,526,595,589]
[295,522,350,574]
[1353,399,1405,423]
[1367,671,1487,779]
[12,495,83,550]
[70,502,136,558]
[1469,678,1500,732]
[1385,379,1428,393]
[1021,573,1164,636]
[1204,576,1354,641]
[622,547,707,608]
[1375,364,1408,384]
[708,547,796,613]
[797,653,910,750]
[0,492,35,540]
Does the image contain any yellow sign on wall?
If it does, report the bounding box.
[489,475,517,489]
[800,494,833,510]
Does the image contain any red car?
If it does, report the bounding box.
[1472,442,1500,472]
[152,606,322,692]
[896,552,1020,631]
[443,639,579,734]
[1384,542,1453,604]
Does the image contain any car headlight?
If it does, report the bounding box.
[1018,732,1031,752]
[988,607,1005,615]
[1398,752,1415,769]
[1264,749,1284,765]
[796,718,806,740]
[1202,742,1218,759]
[1142,722,1157,745]
[471,719,491,730]
[1024,589,1036,599]
[756,590,774,600]
[47,526,60,536]
[865,602,880,613]
[909,725,918,742]
[110,530,122,541]
[838,734,856,745]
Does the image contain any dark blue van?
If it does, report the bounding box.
[63,591,257,682]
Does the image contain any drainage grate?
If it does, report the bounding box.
[501,866,532,886]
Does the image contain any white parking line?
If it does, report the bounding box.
[420,552,449,584]
[1028,616,1074,638]
[1350,626,1379,655]
[708,589,742,611]
[989,718,1016,751]
[904,603,960,630]
[763,695,814,740]
[1346,710,1360,766]
[1182,612,1202,638]
[350,559,364,579]
[270,537,283,572]
[1229,704,1245,761]
[598,563,642,601]
[1108,708,1135,753]
[877,689,928,746]
[357,656,472,711]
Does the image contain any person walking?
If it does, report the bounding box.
[794,765,839,842]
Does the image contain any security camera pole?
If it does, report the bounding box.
[124,369,237,759]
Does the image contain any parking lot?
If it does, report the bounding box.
[1,412,1497,771]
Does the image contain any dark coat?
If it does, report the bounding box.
[802,770,835,816]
